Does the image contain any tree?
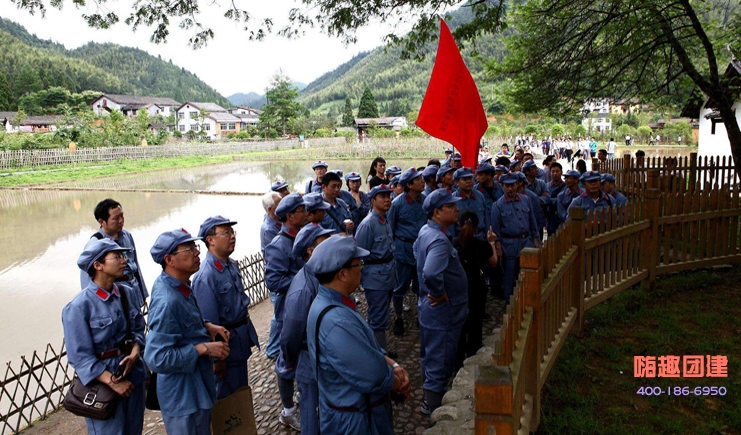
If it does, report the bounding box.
[0,71,13,111]
[10,0,505,56]
[342,97,355,126]
[260,71,303,136]
[499,0,741,172]
[357,87,379,118]
[14,65,43,99]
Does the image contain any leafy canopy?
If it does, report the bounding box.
[259,71,303,135]
[10,0,506,56]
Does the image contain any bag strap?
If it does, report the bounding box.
[118,285,133,342]
[326,208,346,232]
[314,304,337,435]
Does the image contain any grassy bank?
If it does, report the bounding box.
[538,266,740,434]
[0,155,234,187]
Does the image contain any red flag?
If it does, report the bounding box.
[416,19,488,169]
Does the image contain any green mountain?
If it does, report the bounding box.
[0,16,229,110]
[298,8,508,116]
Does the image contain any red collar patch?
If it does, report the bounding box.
[378,215,385,224]
[95,288,109,300]
[214,260,224,272]
[177,283,191,298]
[505,194,520,203]
[341,296,356,311]
[275,221,282,227]
[287,228,298,237]
[405,194,413,204]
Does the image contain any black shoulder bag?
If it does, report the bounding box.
[64,288,133,420]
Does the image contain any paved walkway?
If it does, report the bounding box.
[22,289,506,435]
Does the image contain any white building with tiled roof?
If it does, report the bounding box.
[176,102,241,140]
[91,94,180,117]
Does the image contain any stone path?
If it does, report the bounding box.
[22,289,505,435]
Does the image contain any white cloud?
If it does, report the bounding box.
[1,1,402,96]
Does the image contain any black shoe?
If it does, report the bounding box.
[421,400,431,415]
[393,318,405,336]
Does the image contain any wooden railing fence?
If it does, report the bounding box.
[0,252,267,435]
[475,158,741,434]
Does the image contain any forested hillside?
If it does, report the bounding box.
[0,16,229,110]
[297,8,509,116]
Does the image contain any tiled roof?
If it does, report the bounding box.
[101,94,180,106]
[178,102,227,113]
[208,112,240,122]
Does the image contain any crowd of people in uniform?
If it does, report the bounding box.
[61,142,630,435]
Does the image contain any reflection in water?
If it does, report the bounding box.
[0,159,428,366]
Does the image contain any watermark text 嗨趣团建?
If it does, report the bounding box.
[633,355,728,378]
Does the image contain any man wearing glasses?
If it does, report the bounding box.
[192,216,259,400]
[145,229,231,435]
[81,198,148,309]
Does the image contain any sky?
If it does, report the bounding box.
[1,1,417,97]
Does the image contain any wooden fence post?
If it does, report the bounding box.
[520,247,541,431]
[591,157,601,171]
[688,152,698,192]
[475,365,515,435]
[623,153,633,196]
[643,171,662,289]
[569,206,586,336]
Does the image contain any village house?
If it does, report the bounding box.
[0,112,65,133]
[354,117,408,136]
[175,102,241,140]
[581,113,612,134]
[0,111,16,133]
[682,60,741,159]
[91,94,180,117]
[228,107,262,129]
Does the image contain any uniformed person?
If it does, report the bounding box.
[306,161,329,194]
[510,159,522,173]
[422,165,439,198]
[264,193,307,428]
[304,192,331,225]
[81,199,148,310]
[307,236,411,435]
[441,148,454,167]
[567,171,613,219]
[490,174,540,301]
[265,193,307,360]
[63,238,146,435]
[545,162,567,235]
[272,180,290,197]
[389,175,403,199]
[261,191,283,255]
[601,173,628,208]
[345,171,371,225]
[192,216,259,400]
[522,160,549,199]
[437,166,456,192]
[557,170,583,224]
[320,171,355,234]
[278,224,334,434]
[414,189,469,415]
[355,184,397,351]
[145,229,230,435]
[516,172,547,240]
[452,167,487,238]
[450,153,463,170]
[385,165,402,179]
[388,167,427,336]
[331,170,361,225]
[474,163,503,213]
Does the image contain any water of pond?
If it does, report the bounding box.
[0,159,429,366]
